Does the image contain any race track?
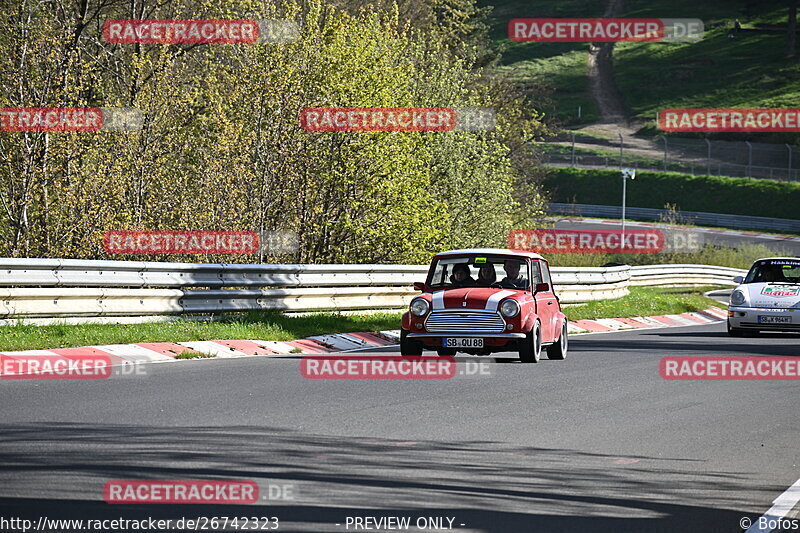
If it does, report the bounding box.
[1,323,799,533]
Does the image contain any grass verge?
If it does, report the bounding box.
[0,312,402,352]
[564,286,722,322]
[0,288,722,351]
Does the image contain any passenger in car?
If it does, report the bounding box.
[450,263,477,287]
[477,264,497,286]
[500,260,528,289]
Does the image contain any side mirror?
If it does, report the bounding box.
[413,282,426,291]
[733,276,744,284]
[535,282,550,293]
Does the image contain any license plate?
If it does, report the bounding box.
[443,338,484,348]
[758,315,792,324]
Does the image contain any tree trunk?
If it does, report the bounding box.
[788,1,797,59]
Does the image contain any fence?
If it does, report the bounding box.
[547,203,800,233]
[543,131,800,181]
[0,259,743,320]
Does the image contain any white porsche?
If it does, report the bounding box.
[728,257,800,336]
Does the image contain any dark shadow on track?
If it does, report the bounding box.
[0,423,772,533]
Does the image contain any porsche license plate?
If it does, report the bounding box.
[758,316,791,324]
[443,338,484,348]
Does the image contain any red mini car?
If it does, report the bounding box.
[401,248,568,363]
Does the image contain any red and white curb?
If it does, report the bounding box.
[0,309,726,375]
[567,306,727,334]
[0,332,400,375]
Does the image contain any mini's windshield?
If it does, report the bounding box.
[744,259,800,284]
[428,256,535,290]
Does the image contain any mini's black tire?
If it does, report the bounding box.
[546,322,568,360]
[519,323,541,363]
[400,329,423,356]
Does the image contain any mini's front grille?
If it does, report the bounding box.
[425,310,505,334]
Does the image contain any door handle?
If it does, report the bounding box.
[547,302,553,305]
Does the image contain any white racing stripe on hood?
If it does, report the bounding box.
[432,290,445,310]
[485,290,515,311]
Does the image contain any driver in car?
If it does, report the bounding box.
[500,260,528,289]
[761,264,786,283]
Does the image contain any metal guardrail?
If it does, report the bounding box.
[547,203,800,233]
[0,259,741,319]
[630,264,746,288]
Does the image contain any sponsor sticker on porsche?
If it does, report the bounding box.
[761,286,800,298]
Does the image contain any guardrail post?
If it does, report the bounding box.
[746,141,752,177]
[571,132,576,166]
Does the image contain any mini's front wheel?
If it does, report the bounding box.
[519,323,541,363]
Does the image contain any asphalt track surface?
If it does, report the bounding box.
[1,323,799,533]
[552,219,800,256]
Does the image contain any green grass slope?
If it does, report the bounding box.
[481,0,800,130]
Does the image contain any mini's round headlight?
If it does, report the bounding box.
[500,299,520,318]
[730,290,746,306]
[410,298,430,317]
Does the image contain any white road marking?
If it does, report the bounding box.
[747,477,800,533]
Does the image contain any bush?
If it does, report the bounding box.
[544,167,800,220]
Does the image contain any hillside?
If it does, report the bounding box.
[480,0,800,136]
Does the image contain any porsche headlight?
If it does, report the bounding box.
[410,298,430,317]
[730,289,747,306]
[500,299,520,318]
